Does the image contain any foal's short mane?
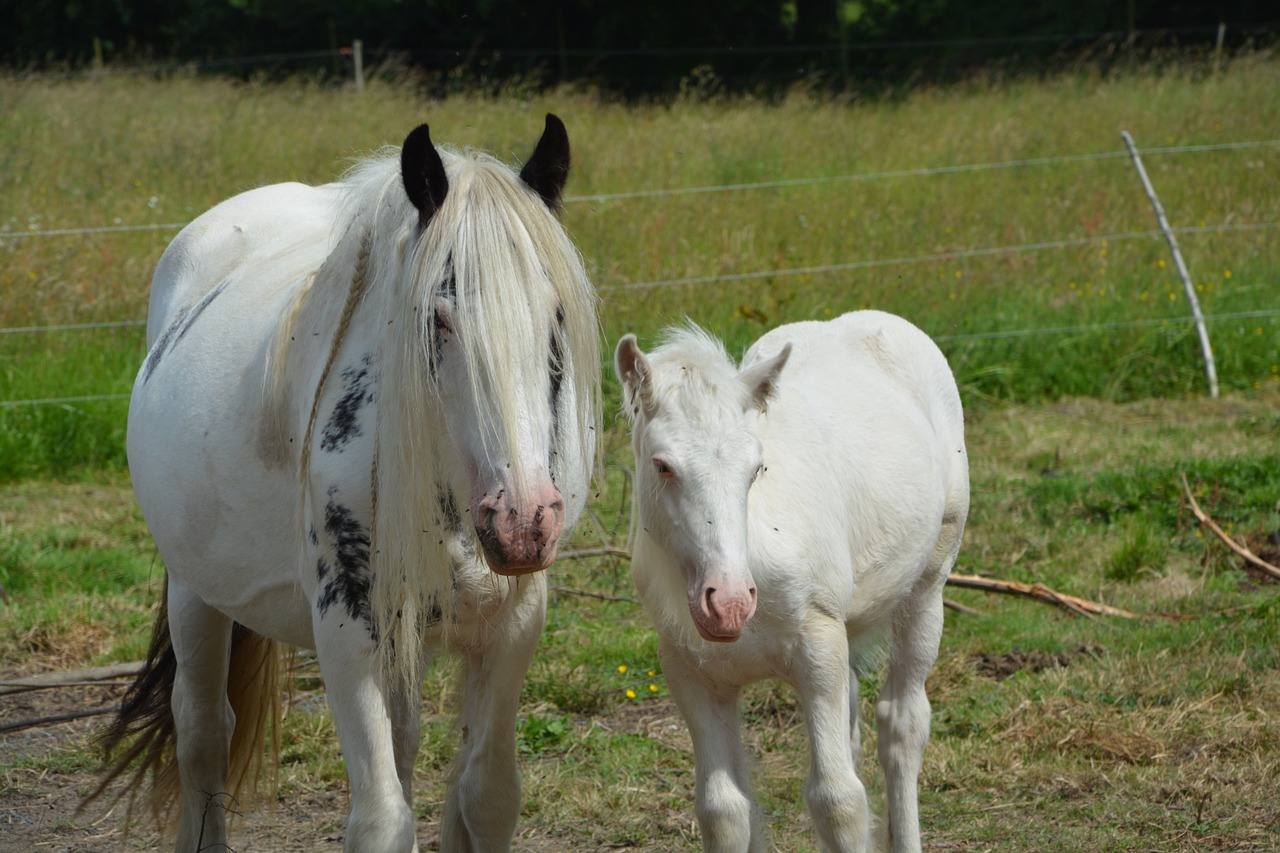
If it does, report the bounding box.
[630,323,752,417]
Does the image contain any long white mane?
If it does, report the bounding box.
[294,145,599,686]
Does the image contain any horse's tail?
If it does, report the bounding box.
[81,584,282,829]
[226,621,283,810]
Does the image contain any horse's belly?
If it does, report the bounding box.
[128,279,319,648]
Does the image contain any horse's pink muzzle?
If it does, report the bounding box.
[689,571,757,642]
[473,485,566,576]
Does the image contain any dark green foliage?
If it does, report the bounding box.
[2,1,1272,94]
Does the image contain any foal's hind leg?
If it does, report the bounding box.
[167,578,236,852]
[874,583,943,853]
[876,500,965,853]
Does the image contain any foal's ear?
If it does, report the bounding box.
[614,334,653,418]
[519,113,571,210]
[739,343,791,413]
[401,123,449,221]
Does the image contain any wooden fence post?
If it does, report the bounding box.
[353,39,365,93]
[1120,131,1219,398]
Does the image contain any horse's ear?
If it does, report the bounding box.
[401,123,449,221]
[739,343,791,413]
[614,334,653,418]
[520,113,570,210]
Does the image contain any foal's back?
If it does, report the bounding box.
[741,310,967,633]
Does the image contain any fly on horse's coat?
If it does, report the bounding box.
[616,312,969,853]
[90,115,599,853]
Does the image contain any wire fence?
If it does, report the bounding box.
[2,136,1277,407]
[5,139,1279,241]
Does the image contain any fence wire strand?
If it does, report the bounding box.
[4,139,1278,239]
[3,140,1277,407]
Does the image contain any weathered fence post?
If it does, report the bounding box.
[353,39,365,93]
[1120,131,1219,398]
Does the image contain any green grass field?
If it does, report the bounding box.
[2,57,1279,850]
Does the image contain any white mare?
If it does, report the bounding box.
[615,313,968,853]
[90,115,599,853]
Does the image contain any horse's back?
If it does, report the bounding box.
[147,181,343,344]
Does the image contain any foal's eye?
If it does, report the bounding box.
[653,459,675,480]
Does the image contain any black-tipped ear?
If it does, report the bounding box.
[519,113,570,210]
[401,124,448,221]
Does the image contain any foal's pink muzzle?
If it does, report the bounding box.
[473,484,566,576]
[688,570,758,642]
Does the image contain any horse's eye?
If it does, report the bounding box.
[653,458,675,480]
[434,305,454,335]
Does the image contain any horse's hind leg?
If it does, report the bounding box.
[167,578,236,852]
[439,575,546,853]
[389,676,423,808]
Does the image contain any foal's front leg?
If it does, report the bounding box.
[315,613,417,853]
[791,617,870,852]
[661,637,762,853]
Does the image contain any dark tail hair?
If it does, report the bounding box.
[81,583,282,831]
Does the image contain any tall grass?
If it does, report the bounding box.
[1,58,1278,478]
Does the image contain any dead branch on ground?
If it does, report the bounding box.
[0,662,145,696]
[1180,472,1280,582]
[945,574,1150,619]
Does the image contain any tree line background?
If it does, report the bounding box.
[2,0,1277,94]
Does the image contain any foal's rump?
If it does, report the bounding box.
[746,310,961,429]
[742,310,967,618]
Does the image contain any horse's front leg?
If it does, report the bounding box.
[660,636,762,853]
[439,573,546,853]
[314,612,418,853]
[791,617,871,853]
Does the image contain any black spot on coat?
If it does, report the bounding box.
[321,355,374,452]
[315,495,375,640]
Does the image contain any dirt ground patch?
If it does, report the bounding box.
[972,644,1104,681]
[0,681,670,853]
